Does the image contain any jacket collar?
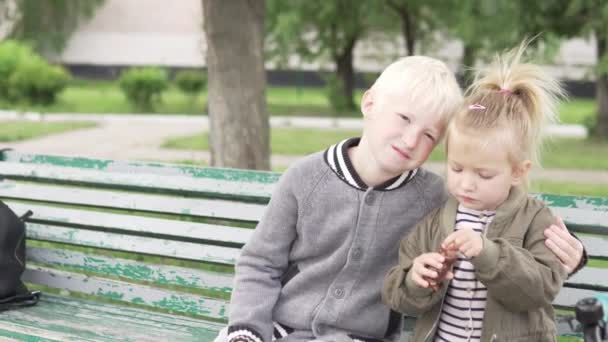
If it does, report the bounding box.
[441,186,527,237]
[323,137,417,191]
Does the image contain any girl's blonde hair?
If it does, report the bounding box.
[447,40,566,168]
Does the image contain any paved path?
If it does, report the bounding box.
[1,111,606,184]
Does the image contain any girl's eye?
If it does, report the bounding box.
[479,173,494,180]
[398,114,410,123]
[425,133,436,142]
[451,166,462,173]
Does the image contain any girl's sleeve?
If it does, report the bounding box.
[471,206,568,312]
[382,208,445,316]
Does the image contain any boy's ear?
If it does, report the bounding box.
[361,89,374,117]
[511,160,532,186]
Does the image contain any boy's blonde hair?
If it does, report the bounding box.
[447,40,565,168]
[372,56,463,128]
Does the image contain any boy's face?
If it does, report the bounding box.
[361,88,444,176]
[446,129,528,211]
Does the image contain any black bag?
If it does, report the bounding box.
[0,201,40,310]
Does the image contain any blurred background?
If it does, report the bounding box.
[0,0,606,196]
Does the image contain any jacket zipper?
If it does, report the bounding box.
[422,282,449,342]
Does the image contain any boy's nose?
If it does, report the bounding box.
[401,130,421,150]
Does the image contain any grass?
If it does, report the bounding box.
[163,128,361,155]
[0,80,594,122]
[530,180,608,197]
[0,120,96,142]
[162,128,608,171]
[559,99,596,125]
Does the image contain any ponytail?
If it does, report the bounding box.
[450,39,566,167]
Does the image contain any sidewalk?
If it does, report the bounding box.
[1,111,606,184]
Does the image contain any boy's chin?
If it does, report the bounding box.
[381,162,418,176]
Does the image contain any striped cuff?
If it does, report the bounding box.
[272,322,293,340]
[227,325,263,342]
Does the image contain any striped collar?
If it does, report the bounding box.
[323,137,418,191]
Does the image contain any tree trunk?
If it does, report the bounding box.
[335,37,357,110]
[461,44,477,87]
[595,35,608,140]
[202,0,270,170]
[400,11,415,56]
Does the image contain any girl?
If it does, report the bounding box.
[382,43,568,342]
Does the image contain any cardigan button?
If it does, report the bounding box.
[352,248,363,260]
[333,286,345,299]
[365,193,375,205]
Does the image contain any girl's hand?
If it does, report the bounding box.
[442,228,483,258]
[411,252,453,289]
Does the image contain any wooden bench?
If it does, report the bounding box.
[0,150,605,341]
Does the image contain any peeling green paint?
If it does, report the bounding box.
[534,193,608,210]
[7,152,281,183]
[96,289,124,300]
[152,295,211,316]
[131,297,145,305]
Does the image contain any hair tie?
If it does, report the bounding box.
[469,103,486,111]
[498,88,512,95]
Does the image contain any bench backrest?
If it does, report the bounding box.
[0,151,606,323]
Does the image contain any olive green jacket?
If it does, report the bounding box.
[382,187,568,342]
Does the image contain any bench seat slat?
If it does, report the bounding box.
[8,202,252,245]
[23,266,229,320]
[0,294,222,342]
[1,151,280,185]
[10,201,605,259]
[0,182,266,222]
[553,286,601,310]
[577,235,608,259]
[27,223,241,265]
[28,247,234,294]
[565,267,608,291]
[0,162,274,200]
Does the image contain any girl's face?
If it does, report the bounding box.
[446,128,529,211]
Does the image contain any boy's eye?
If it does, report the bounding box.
[450,166,462,173]
[398,114,410,123]
[425,133,436,142]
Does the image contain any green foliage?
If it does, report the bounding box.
[266,0,387,109]
[8,57,70,105]
[0,40,69,105]
[266,0,386,64]
[174,70,206,96]
[381,0,446,55]
[4,0,105,53]
[119,67,168,111]
[0,40,34,99]
[323,74,351,114]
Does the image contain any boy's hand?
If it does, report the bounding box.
[442,228,483,258]
[411,253,453,289]
[544,216,584,274]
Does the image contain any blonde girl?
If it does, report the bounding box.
[383,42,570,342]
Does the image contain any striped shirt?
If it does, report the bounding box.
[433,205,496,342]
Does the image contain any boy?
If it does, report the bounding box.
[221,56,585,342]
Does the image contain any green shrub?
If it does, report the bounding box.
[0,40,37,100]
[174,70,206,96]
[8,57,70,105]
[324,74,352,114]
[119,67,168,111]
